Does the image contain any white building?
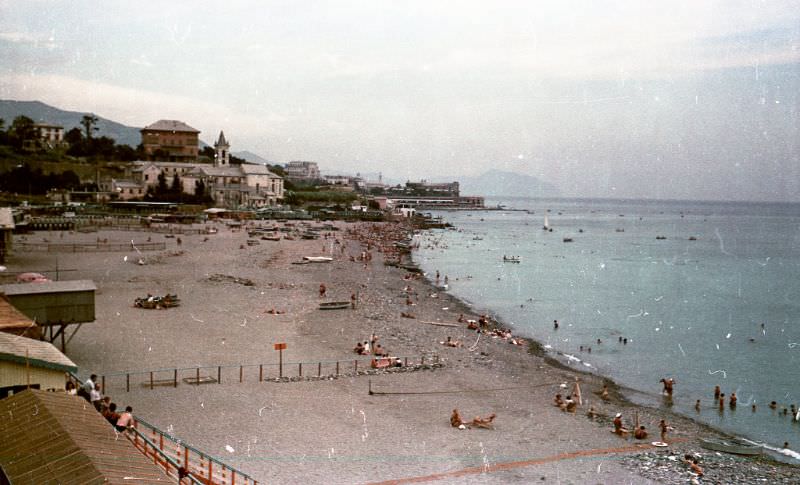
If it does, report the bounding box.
[286,161,321,182]
[125,131,284,208]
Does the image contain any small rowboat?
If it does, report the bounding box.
[319,301,351,310]
[699,438,762,456]
[303,256,333,263]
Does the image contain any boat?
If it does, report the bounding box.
[261,234,281,241]
[502,256,521,263]
[698,437,762,456]
[319,301,351,310]
[543,215,550,231]
[302,256,333,263]
[562,237,574,243]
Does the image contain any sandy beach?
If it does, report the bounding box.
[7,220,798,484]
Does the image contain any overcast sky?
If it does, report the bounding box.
[1,1,798,201]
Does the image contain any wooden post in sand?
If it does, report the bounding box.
[274,343,286,378]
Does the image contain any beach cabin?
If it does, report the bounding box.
[0,389,172,483]
[0,207,14,263]
[0,332,76,398]
[0,280,96,350]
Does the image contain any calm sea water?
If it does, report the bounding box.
[414,197,800,459]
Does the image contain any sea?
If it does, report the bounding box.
[413,197,800,462]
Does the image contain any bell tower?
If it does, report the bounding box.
[214,131,230,167]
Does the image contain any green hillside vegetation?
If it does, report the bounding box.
[0,114,140,200]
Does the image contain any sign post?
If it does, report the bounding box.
[274,343,287,378]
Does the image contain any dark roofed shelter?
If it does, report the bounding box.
[0,280,96,351]
[0,294,40,339]
[0,389,171,484]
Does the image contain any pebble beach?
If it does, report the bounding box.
[8,219,799,484]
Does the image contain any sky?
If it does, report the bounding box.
[0,0,798,202]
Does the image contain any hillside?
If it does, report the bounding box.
[458,170,560,198]
[0,100,143,147]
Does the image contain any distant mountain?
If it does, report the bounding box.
[0,100,144,147]
[458,170,560,198]
[232,150,272,165]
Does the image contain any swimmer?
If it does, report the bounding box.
[714,385,721,400]
[729,392,737,408]
[695,400,701,412]
[553,319,559,329]
[660,378,674,396]
[769,401,778,410]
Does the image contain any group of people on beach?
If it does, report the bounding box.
[68,374,134,433]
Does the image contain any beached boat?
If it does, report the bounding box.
[699,438,762,456]
[319,301,351,310]
[303,256,333,263]
[261,234,281,241]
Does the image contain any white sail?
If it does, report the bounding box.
[543,215,550,230]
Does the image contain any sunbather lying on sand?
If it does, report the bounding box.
[470,413,496,429]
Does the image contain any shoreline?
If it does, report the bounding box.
[7,219,798,483]
[411,214,800,464]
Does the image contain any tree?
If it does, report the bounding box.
[171,173,181,195]
[194,179,206,198]
[200,146,215,159]
[81,114,99,141]
[8,115,36,151]
[65,127,83,146]
[157,170,169,195]
[114,144,138,161]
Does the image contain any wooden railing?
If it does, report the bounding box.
[16,241,167,252]
[100,354,441,393]
[131,417,257,485]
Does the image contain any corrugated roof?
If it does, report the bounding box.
[199,166,244,177]
[0,294,37,332]
[0,332,77,373]
[0,280,97,296]
[0,390,172,484]
[0,207,15,229]
[141,119,200,133]
[240,163,272,175]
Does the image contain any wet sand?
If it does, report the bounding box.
[7,220,797,484]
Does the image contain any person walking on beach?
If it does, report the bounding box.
[319,283,327,298]
[659,419,670,442]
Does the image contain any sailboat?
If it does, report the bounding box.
[543,215,550,231]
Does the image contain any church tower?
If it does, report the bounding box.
[214,131,230,167]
